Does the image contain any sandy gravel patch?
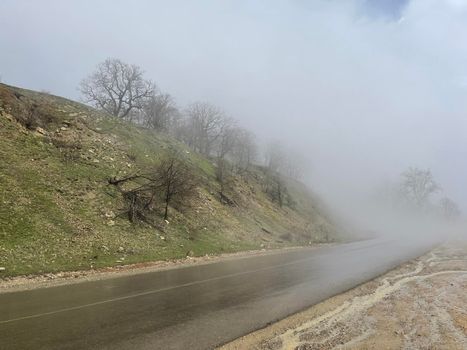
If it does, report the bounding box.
[221,241,467,350]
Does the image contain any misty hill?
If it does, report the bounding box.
[0,83,337,277]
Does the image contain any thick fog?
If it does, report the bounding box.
[1,0,466,235]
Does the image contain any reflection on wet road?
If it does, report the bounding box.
[0,239,436,349]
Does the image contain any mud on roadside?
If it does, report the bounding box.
[221,241,467,350]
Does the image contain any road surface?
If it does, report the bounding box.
[0,239,437,349]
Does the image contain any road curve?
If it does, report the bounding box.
[0,239,436,349]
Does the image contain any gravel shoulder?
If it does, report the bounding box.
[220,241,467,350]
[0,244,332,294]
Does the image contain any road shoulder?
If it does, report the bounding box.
[220,241,467,350]
[0,243,333,294]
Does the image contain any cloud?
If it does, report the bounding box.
[1,0,466,213]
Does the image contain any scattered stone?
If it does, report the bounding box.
[36,127,47,135]
[104,211,115,219]
[0,267,5,272]
[164,220,170,224]
[4,113,14,122]
[117,246,124,253]
[60,126,67,131]
[107,220,115,226]
[160,236,165,240]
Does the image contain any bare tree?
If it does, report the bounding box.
[216,119,238,160]
[264,173,290,208]
[439,197,461,220]
[185,102,224,155]
[80,58,155,119]
[283,151,306,180]
[109,153,198,223]
[214,120,237,202]
[141,93,178,131]
[231,128,257,172]
[155,154,198,220]
[400,167,440,208]
[108,173,159,224]
[264,140,285,173]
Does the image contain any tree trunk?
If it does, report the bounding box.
[164,201,169,220]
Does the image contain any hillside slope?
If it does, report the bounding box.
[0,83,338,277]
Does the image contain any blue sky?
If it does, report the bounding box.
[361,0,410,20]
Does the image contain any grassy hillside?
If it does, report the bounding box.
[0,83,338,277]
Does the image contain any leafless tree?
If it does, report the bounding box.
[400,167,440,208]
[156,154,198,220]
[283,151,306,180]
[264,173,290,208]
[80,58,155,119]
[216,119,238,160]
[108,173,159,224]
[231,128,257,172]
[185,102,224,155]
[264,140,285,173]
[439,197,461,220]
[109,153,198,223]
[141,93,178,131]
[214,120,238,202]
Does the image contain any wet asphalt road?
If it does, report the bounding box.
[0,238,436,350]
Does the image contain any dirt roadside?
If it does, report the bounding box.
[220,241,467,350]
[0,244,332,294]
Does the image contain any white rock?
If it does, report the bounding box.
[104,211,115,218]
[36,127,47,135]
[0,267,5,272]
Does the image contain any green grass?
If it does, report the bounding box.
[0,83,338,277]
